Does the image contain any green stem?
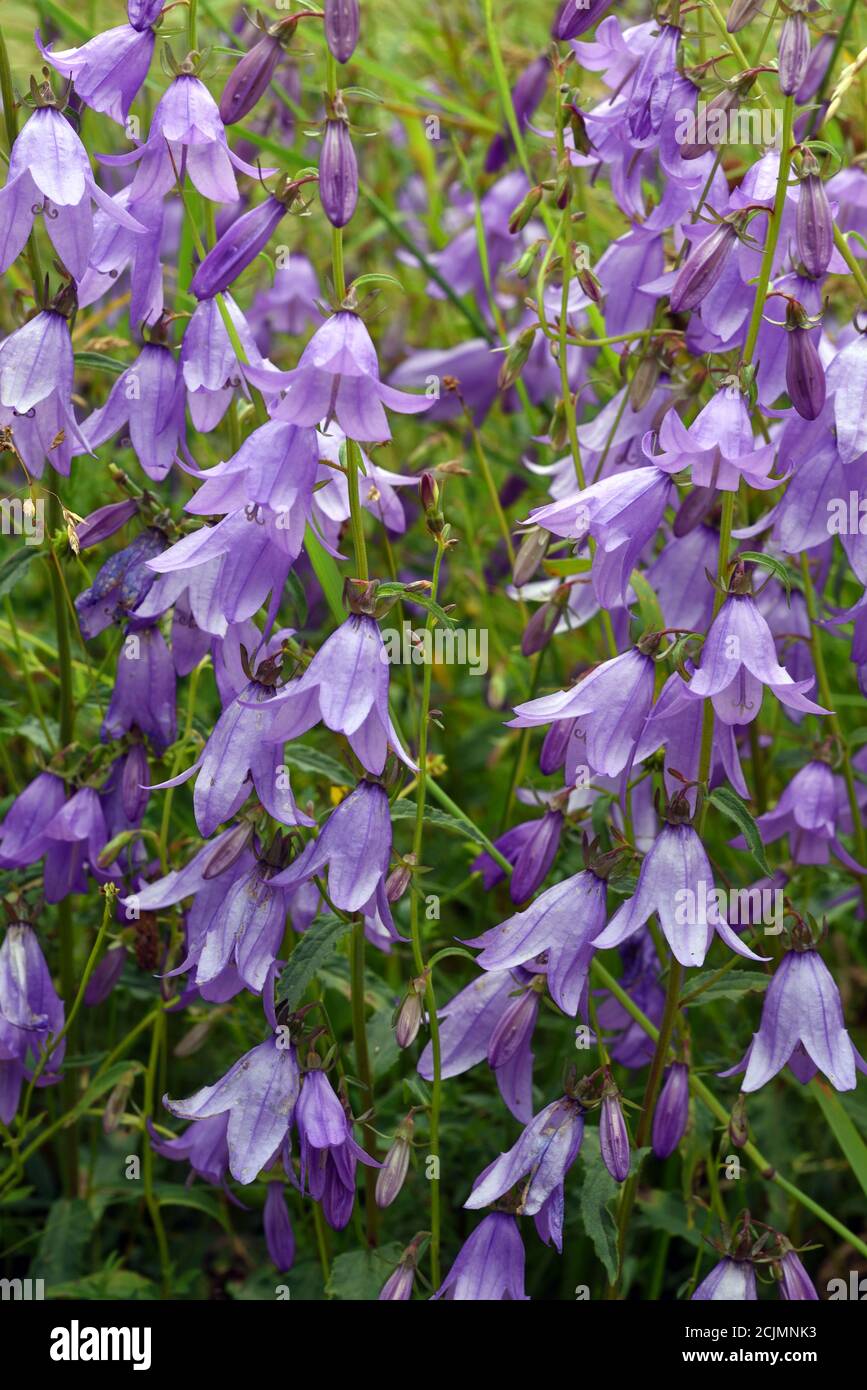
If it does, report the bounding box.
[741,95,794,368]
[143,1010,171,1294]
[350,919,379,1245]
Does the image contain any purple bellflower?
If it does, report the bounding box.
[433,1212,528,1300]
[0,103,146,279]
[692,1256,757,1301]
[80,336,186,481]
[0,923,65,1123]
[294,1067,380,1229]
[245,310,431,441]
[0,308,92,476]
[651,1062,689,1158]
[36,1,160,127]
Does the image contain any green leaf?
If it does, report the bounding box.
[284,569,309,628]
[73,351,128,376]
[629,568,665,634]
[282,744,352,785]
[325,1243,404,1300]
[739,551,795,601]
[375,582,458,628]
[304,526,344,625]
[390,798,489,849]
[578,1132,620,1284]
[63,1061,144,1124]
[637,1189,705,1249]
[811,1080,867,1202]
[36,1199,95,1284]
[46,1270,158,1300]
[0,546,38,600]
[276,914,350,1009]
[708,785,771,876]
[350,272,404,294]
[543,555,592,577]
[680,969,770,1007]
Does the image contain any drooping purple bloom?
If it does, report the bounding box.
[0,106,146,278]
[797,169,834,279]
[669,220,739,315]
[778,1249,819,1301]
[103,624,177,753]
[686,593,830,723]
[0,772,67,869]
[418,968,539,1122]
[99,74,271,204]
[294,1068,380,1228]
[464,869,608,1016]
[722,947,867,1092]
[263,1182,295,1271]
[180,294,265,430]
[593,821,768,969]
[552,0,616,41]
[260,616,414,775]
[0,310,92,476]
[84,945,127,1007]
[471,808,564,904]
[246,311,431,441]
[36,16,157,126]
[42,787,114,903]
[164,1032,300,1184]
[0,923,65,1123]
[778,13,810,97]
[827,327,867,465]
[786,322,826,420]
[692,1256,757,1301]
[147,1112,231,1188]
[74,527,167,639]
[433,1212,528,1300]
[508,646,656,778]
[271,780,397,931]
[77,189,164,329]
[645,389,779,492]
[80,340,186,481]
[651,1062,689,1158]
[625,24,680,143]
[742,759,863,872]
[464,1096,584,1230]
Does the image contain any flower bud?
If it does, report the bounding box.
[670,221,738,313]
[510,809,564,902]
[84,946,127,1007]
[680,87,744,161]
[521,591,565,658]
[516,239,545,279]
[127,0,162,30]
[629,353,661,412]
[75,499,138,551]
[600,1090,630,1182]
[786,324,825,420]
[320,117,358,228]
[778,1249,819,1301]
[103,1069,135,1133]
[548,397,569,450]
[219,33,283,125]
[191,195,288,300]
[202,821,254,879]
[539,715,577,775]
[512,525,549,587]
[379,1238,424,1301]
[552,0,616,41]
[121,743,150,823]
[395,981,424,1048]
[385,852,416,903]
[487,986,538,1069]
[264,1182,295,1272]
[796,33,835,105]
[796,166,833,278]
[725,0,765,33]
[499,326,537,391]
[728,1092,749,1149]
[375,1116,413,1208]
[778,14,810,97]
[651,1063,689,1158]
[508,185,543,235]
[325,0,360,64]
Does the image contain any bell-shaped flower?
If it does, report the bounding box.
[644,387,779,492]
[294,1068,380,1229]
[692,1257,757,1301]
[418,968,540,1123]
[740,759,863,872]
[464,868,608,1016]
[0,309,92,476]
[721,947,867,1092]
[0,105,146,278]
[102,623,177,753]
[261,615,414,776]
[164,1026,300,1184]
[270,780,398,935]
[180,294,266,431]
[0,772,66,869]
[593,820,770,969]
[146,1112,231,1189]
[0,923,65,1123]
[36,2,159,127]
[471,808,564,904]
[686,592,830,724]
[245,310,431,441]
[433,1212,528,1300]
[508,645,656,778]
[99,73,272,203]
[79,337,186,481]
[74,527,168,639]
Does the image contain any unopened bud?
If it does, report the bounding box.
[629,353,662,411]
[729,1093,749,1149]
[320,114,358,228]
[375,1116,414,1208]
[726,0,765,33]
[103,1069,135,1134]
[508,185,543,234]
[385,853,416,903]
[499,326,536,391]
[512,525,549,587]
[395,977,426,1048]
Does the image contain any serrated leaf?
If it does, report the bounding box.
[578,1131,620,1284]
[680,969,770,1007]
[325,1243,404,1300]
[276,914,349,1009]
[708,785,771,876]
[390,798,488,848]
[35,1199,95,1284]
[282,744,351,785]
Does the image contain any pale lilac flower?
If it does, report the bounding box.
[80,340,186,481]
[0,310,92,476]
[692,1256,757,1301]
